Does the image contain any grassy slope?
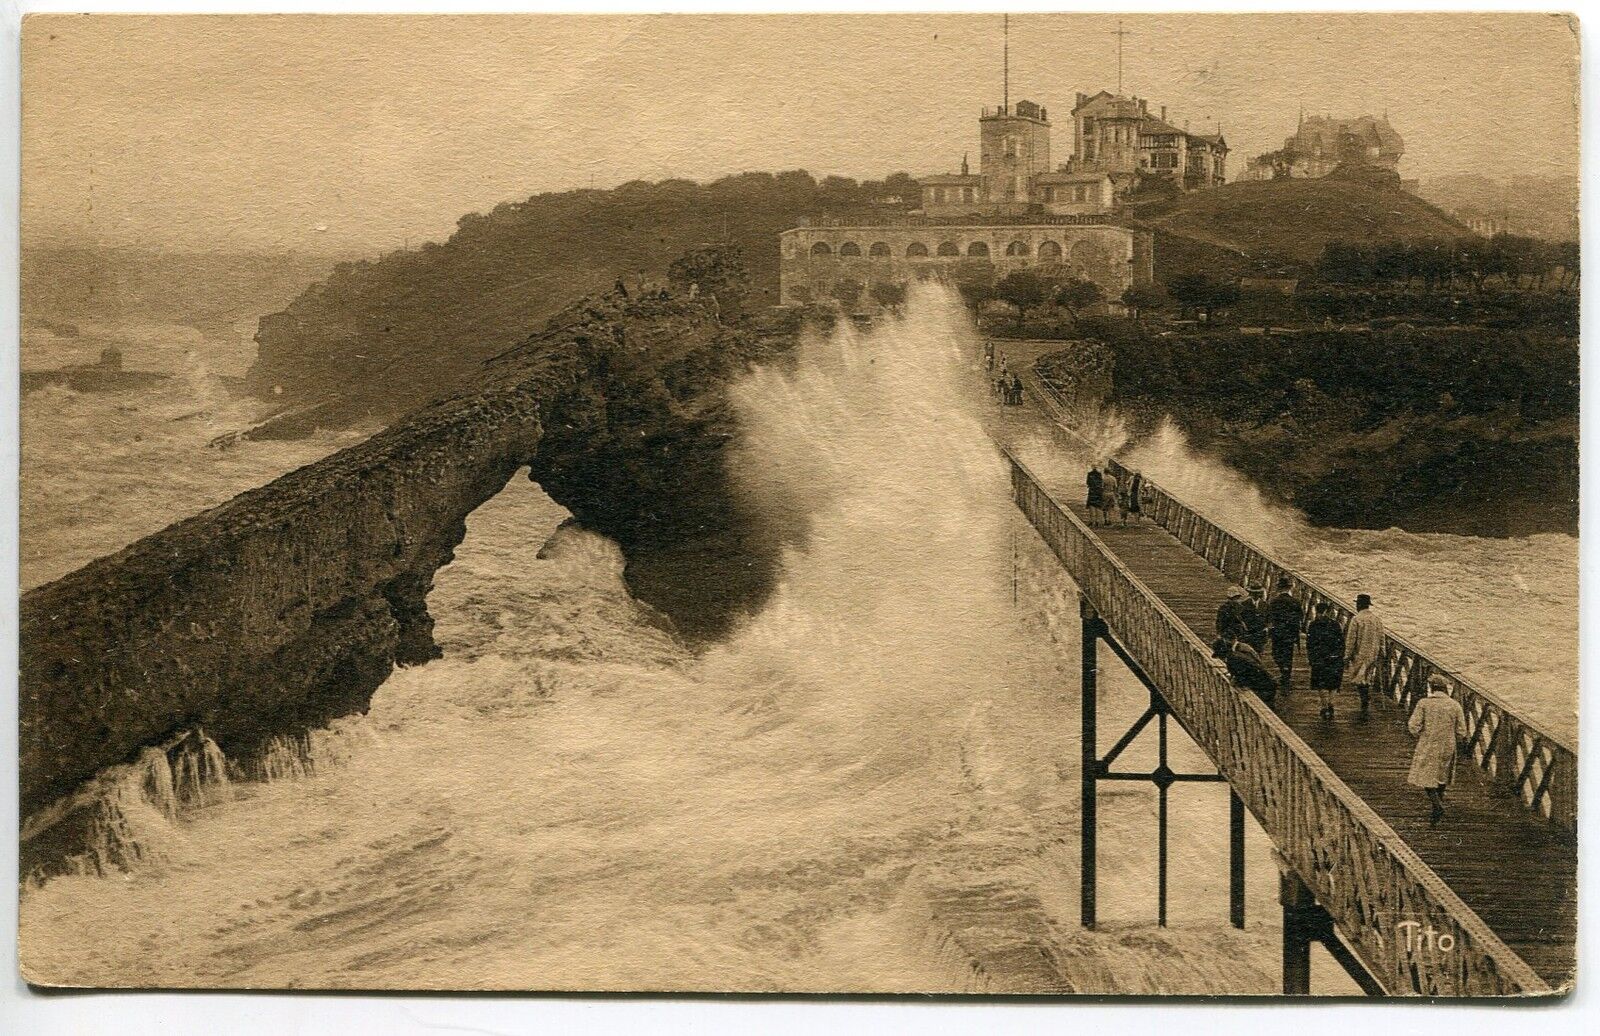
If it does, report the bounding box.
[1140,177,1468,270]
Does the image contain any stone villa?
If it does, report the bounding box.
[778,93,1172,312]
[1241,113,1404,181]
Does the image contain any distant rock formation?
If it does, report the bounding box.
[20,291,806,856]
[20,347,170,394]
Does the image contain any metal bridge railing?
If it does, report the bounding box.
[1018,364,1576,836]
[1099,457,1578,836]
[1007,449,1550,996]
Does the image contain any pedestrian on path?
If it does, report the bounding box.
[1306,602,1346,720]
[1408,673,1468,825]
[1085,466,1104,524]
[1241,585,1269,653]
[1099,467,1120,526]
[1343,593,1385,720]
[1216,586,1249,642]
[1127,470,1146,523]
[1266,576,1304,689]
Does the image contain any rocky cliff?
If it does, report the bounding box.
[20,292,795,830]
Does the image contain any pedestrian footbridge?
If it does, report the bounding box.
[1007,377,1576,997]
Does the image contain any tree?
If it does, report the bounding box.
[992,270,1050,326]
[1055,278,1105,322]
[1166,273,1237,321]
[951,259,996,311]
[1121,283,1168,321]
[869,281,907,313]
[880,172,921,203]
[830,277,865,312]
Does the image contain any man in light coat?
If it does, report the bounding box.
[1408,673,1468,825]
[1343,593,1384,720]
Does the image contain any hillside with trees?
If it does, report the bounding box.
[247,171,915,423]
[247,168,1483,427]
[1027,234,1579,536]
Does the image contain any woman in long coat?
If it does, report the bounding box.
[1085,467,1104,523]
[1099,469,1121,525]
[1408,674,1468,825]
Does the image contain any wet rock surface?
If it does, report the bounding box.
[20,293,799,829]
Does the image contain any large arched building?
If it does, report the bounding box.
[779,95,1157,312]
[779,219,1152,309]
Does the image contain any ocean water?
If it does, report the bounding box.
[17,286,1572,992]
[20,319,371,589]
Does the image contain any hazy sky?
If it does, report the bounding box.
[22,12,1580,255]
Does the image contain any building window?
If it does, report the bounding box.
[937,241,961,256]
[1039,241,1063,259]
[1005,136,1017,158]
[838,241,861,257]
[962,187,975,203]
[1043,187,1055,203]
[869,241,891,257]
[967,241,990,257]
[810,242,832,256]
[1074,186,1088,202]
[1006,240,1029,257]
[933,188,946,204]
[907,242,930,257]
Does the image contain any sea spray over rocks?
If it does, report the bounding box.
[20,284,1517,994]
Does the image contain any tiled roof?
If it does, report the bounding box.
[1034,171,1111,183]
[1139,117,1186,137]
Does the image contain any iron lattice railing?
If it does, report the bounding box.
[1099,456,1578,837]
[1007,450,1551,996]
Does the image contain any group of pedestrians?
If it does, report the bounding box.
[984,344,1023,406]
[1084,464,1147,527]
[1210,583,1468,826]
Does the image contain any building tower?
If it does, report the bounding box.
[978,16,1050,204]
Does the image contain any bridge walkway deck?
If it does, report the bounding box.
[1064,505,1577,988]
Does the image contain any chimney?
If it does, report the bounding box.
[1161,105,1167,122]
[1077,91,1087,107]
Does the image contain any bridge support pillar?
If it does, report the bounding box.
[1279,869,1322,995]
[1080,598,1104,930]
[1079,596,1237,933]
[1230,790,1246,929]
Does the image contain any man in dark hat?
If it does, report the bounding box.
[1266,575,1305,689]
[1216,586,1249,642]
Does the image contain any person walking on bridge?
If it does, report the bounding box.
[1126,470,1146,523]
[1408,674,1468,826]
[1241,585,1269,653]
[1085,466,1104,525]
[1343,593,1385,720]
[1099,467,1120,526]
[1266,576,1304,689]
[1216,586,1249,642]
[1306,602,1346,721]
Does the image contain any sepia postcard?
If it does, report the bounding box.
[14,11,1580,999]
